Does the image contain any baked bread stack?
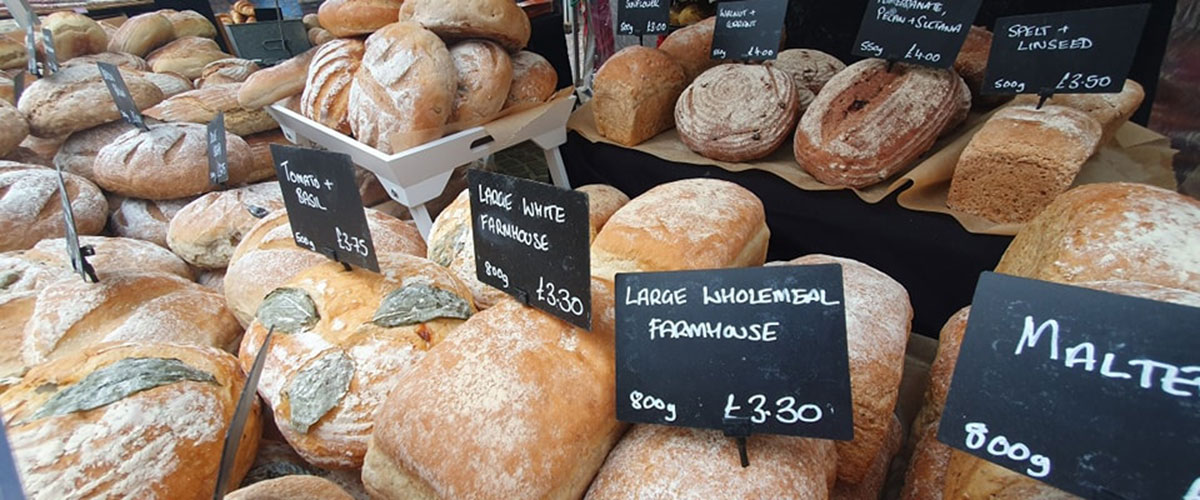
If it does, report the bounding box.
[106,12,176,57]
[946,104,1103,223]
[39,11,109,62]
[195,58,260,88]
[92,122,257,199]
[0,161,107,252]
[592,46,687,147]
[17,65,164,138]
[768,49,846,112]
[1013,79,1144,145]
[676,64,800,161]
[658,17,718,82]
[447,40,512,126]
[145,83,278,135]
[108,195,194,247]
[301,39,364,135]
[794,59,970,188]
[168,182,285,269]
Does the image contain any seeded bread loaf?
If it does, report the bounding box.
[676,64,800,162]
[592,46,687,147]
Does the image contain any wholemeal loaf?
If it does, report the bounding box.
[17,64,164,137]
[240,254,475,468]
[40,11,108,61]
[585,425,837,499]
[592,46,687,147]
[362,278,621,500]
[995,183,1200,293]
[448,40,512,126]
[223,208,426,325]
[195,58,260,87]
[676,64,800,161]
[348,22,456,154]
[767,48,846,112]
[53,120,140,181]
[1,342,260,500]
[833,414,903,500]
[946,104,1103,223]
[92,122,255,199]
[0,100,26,156]
[658,17,718,82]
[61,51,149,71]
[106,12,175,57]
[145,83,278,135]
[317,0,402,37]
[227,475,356,500]
[1013,79,1144,145]
[108,195,194,247]
[238,48,316,109]
[164,9,217,39]
[301,39,364,135]
[398,0,531,51]
[167,182,285,269]
[25,234,193,281]
[794,59,970,188]
[0,162,107,251]
[590,178,768,280]
[146,36,233,81]
[504,51,556,109]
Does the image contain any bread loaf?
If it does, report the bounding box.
[302,13,321,30]
[164,9,217,39]
[145,83,278,135]
[0,292,35,387]
[954,26,995,103]
[995,183,1200,293]
[240,253,475,468]
[93,122,255,199]
[138,69,194,97]
[676,64,800,161]
[591,178,768,280]
[448,40,512,126]
[782,254,911,485]
[106,12,175,57]
[592,46,687,147]
[227,475,356,500]
[25,234,193,281]
[301,39,364,135]
[0,162,107,251]
[767,48,846,111]
[243,129,289,181]
[146,36,232,80]
[40,11,108,61]
[17,65,164,137]
[0,37,25,70]
[15,134,66,163]
[794,59,971,188]
[577,183,630,242]
[168,182,285,269]
[398,0,531,51]
[504,51,556,109]
[1,72,15,105]
[238,48,316,109]
[196,58,260,88]
[585,425,837,499]
[108,195,194,247]
[658,17,718,82]
[946,104,1103,223]
[833,414,903,500]
[224,208,426,325]
[53,120,139,181]
[1013,79,1144,145]
[362,278,620,500]
[316,0,402,37]
[240,439,370,498]
[0,100,26,157]
[1,341,260,500]
[61,51,149,71]
[308,27,336,46]
[348,22,456,154]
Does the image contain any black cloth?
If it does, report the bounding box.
[562,133,1013,337]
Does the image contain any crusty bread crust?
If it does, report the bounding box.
[593,46,687,147]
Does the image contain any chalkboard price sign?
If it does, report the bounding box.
[25,27,38,77]
[207,112,229,186]
[851,0,982,69]
[96,62,150,131]
[270,144,379,273]
[982,5,1150,96]
[41,29,59,74]
[468,170,591,330]
[710,0,787,61]
[616,0,669,36]
[615,265,854,439]
[939,272,1200,499]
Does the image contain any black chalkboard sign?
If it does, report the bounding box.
[40,29,58,74]
[12,72,23,104]
[982,5,1150,96]
[615,265,854,439]
[616,0,669,36]
[939,272,1200,499]
[0,409,24,500]
[851,0,982,69]
[468,170,591,330]
[270,144,379,272]
[52,164,94,282]
[96,62,150,131]
[3,0,35,31]
[25,27,38,77]
[710,0,787,61]
[224,20,311,67]
[207,112,229,186]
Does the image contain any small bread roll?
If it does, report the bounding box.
[317,0,403,37]
[61,51,150,71]
[92,122,255,200]
[163,9,217,39]
[0,162,107,252]
[593,46,687,147]
[146,83,279,136]
[1,342,260,499]
[108,195,195,247]
[447,40,511,126]
[167,182,286,269]
[658,16,717,82]
[398,0,531,51]
[227,475,355,500]
[195,58,260,88]
[0,100,26,157]
[676,64,799,162]
[591,178,768,281]
[504,51,556,109]
[107,12,176,57]
[40,11,109,61]
[237,48,316,109]
[767,48,846,111]
[146,36,232,80]
[17,65,164,138]
[24,235,193,281]
[54,120,141,181]
[301,39,365,135]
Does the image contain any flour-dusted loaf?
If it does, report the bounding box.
[781,254,912,485]
[1013,79,1144,145]
[92,122,255,199]
[946,104,1103,223]
[590,178,769,281]
[301,38,364,136]
[238,48,316,109]
[658,16,718,82]
[398,0,531,52]
[767,48,846,112]
[54,120,140,181]
[240,439,370,498]
[145,83,278,135]
[240,254,475,469]
[31,234,191,279]
[676,64,800,161]
[227,475,356,500]
[40,11,108,61]
[163,9,217,39]
[424,189,508,310]
[223,208,427,325]
[995,183,1200,293]
[362,278,621,500]
[137,69,194,97]
[146,36,231,80]
[592,46,687,147]
[168,182,285,269]
[0,37,26,70]
[576,183,631,243]
[0,100,26,157]
[317,0,403,37]
[107,12,176,56]
[448,40,512,126]
[195,58,260,88]
[1,341,260,500]
[348,22,457,154]
[109,195,194,247]
[0,162,107,251]
[61,51,149,71]
[794,59,970,188]
[504,51,556,109]
[585,425,837,500]
[17,64,164,137]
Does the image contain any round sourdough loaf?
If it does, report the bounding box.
[658,16,718,82]
[348,22,456,154]
[301,38,364,135]
[448,40,512,126]
[0,342,260,500]
[504,51,556,109]
[767,48,846,111]
[106,12,175,57]
[0,162,107,251]
[167,182,285,269]
[238,48,316,109]
[108,195,195,247]
[317,0,402,37]
[61,51,149,71]
[92,122,254,199]
[146,36,232,80]
[40,11,108,62]
[196,58,260,88]
[676,64,799,161]
[226,475,356,500]
[54,120,142,181]
[240,253,474,468]
[17,65,164,138]
[0,100,26,157]
[398,0,531,51]
[592,46,687,147]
